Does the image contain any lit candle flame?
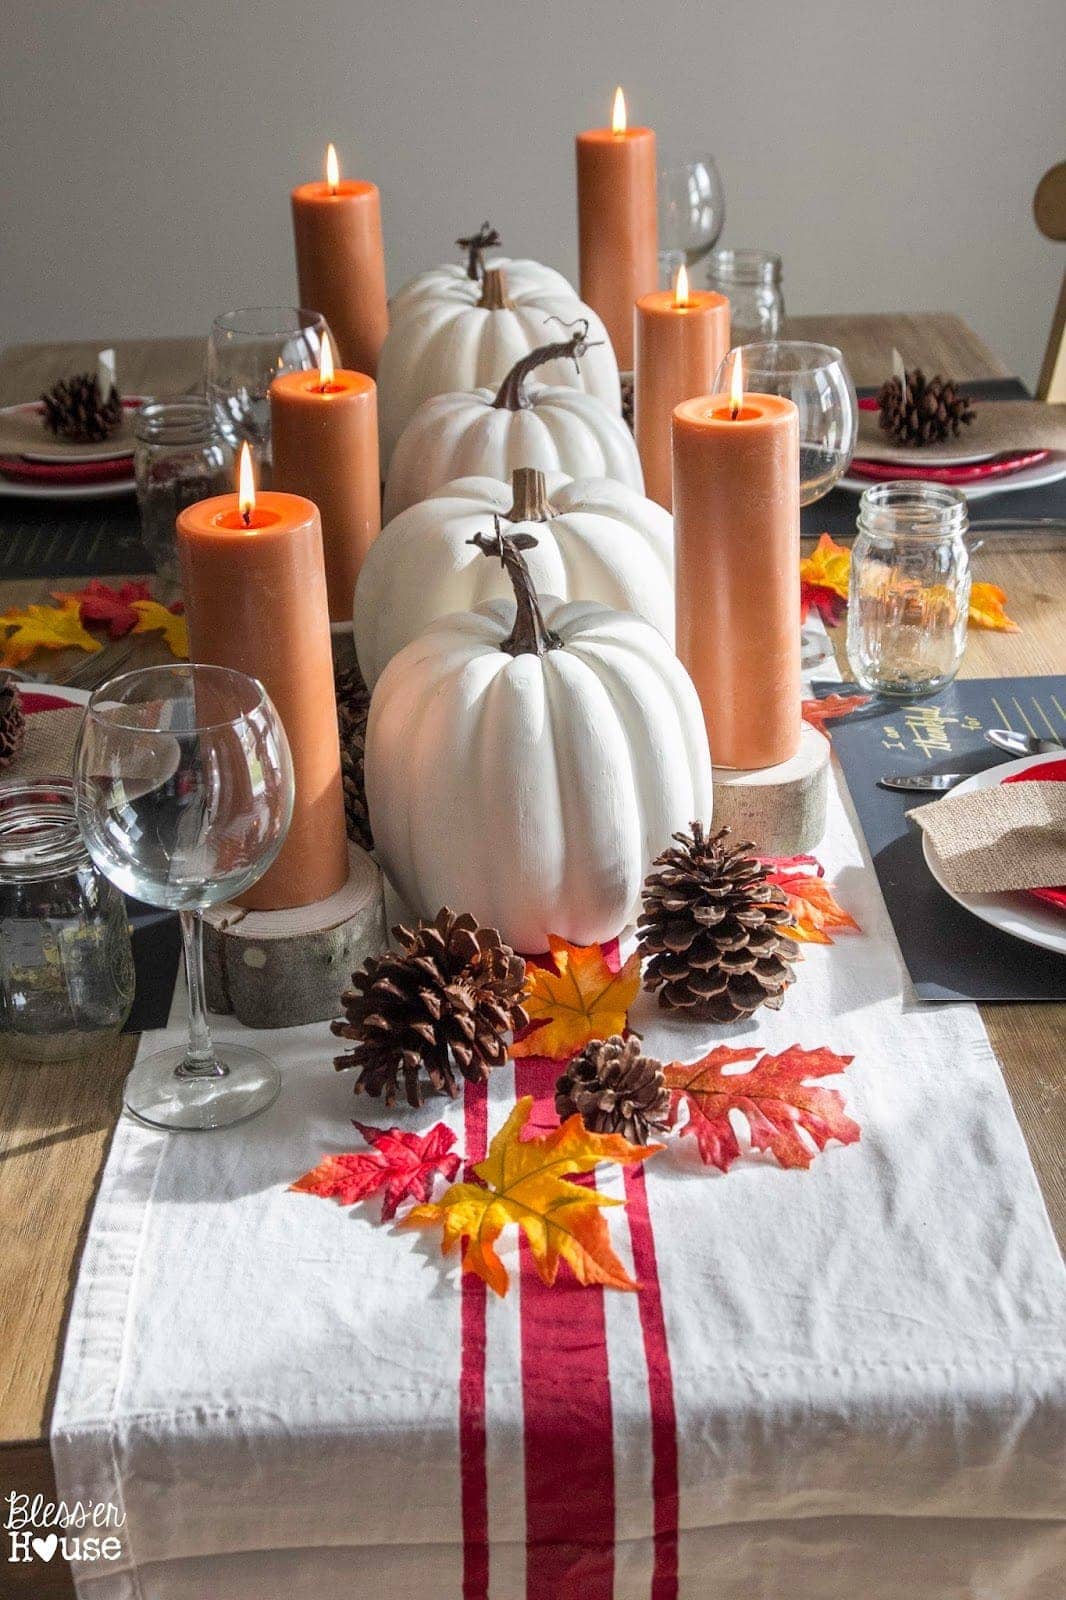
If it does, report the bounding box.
[319,335,335,388]
[729,348,744,420]
[237,442,256,526]
[673,263,690,308]
[612,86,627,135]
[325,142,339,192]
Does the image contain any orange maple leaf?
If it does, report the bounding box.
[665,1043,860,1172]
[760,854,861,945]
[968,582,1019,633]
[291,1121,461,1221]
[801,692,872,732]
[0,597,102,668]
[799,532,851,601]
[510,936,641,1061]
[406,1095,658,1296]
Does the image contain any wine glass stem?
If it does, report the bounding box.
[176,910,223,1079]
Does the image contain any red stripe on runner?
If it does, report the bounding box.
[460,1079,490,1600]
[515,1055,615,1600]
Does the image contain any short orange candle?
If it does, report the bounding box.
[291,143,388,378]
[635,266,730,509]
[672,360,801,771]
[576,88,657,371]
[176,449,348,910]
[270,342,380,622]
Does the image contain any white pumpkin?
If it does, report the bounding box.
[377,263,620,468]
[355,469,674,688]
[388,224,579,326]
[383,325,643,520]
[365,527,712,952]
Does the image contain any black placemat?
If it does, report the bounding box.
[0,495,153,580]
[126,905,181,1032]
[816,675,1066,1002]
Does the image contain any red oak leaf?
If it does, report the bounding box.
[53,579,153,639]
[801,692,872,732]
[291,1120,462,1221]
[760,854,861,945]
[664,1043,860,1172]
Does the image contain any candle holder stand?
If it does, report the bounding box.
[710,723,829,855]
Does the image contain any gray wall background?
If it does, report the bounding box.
[3,0,1064,385]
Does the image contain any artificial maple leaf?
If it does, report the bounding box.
[510,936,642,1061]
[800,579,847,627]
[760,854,861,945]
[968,581,1019,633]
[291,1120,461,1221]
[52,579,153,639]
[0,597,102,668]
[130,599,188,658]
[801,691,872,733]
[800,532,851,601]
[406,1095,658,1296]
[665,1044,860,1172]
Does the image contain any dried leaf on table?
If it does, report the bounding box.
[760,854,861,944]
[800,533,851,600]
[406,1095,658,1297]
[130,599,189,658]
[52,579,153,639]
[968,582,1019,633]
[801,692,872,733]
[291,1120,461,1221]
[0,597,102,668]
[665,1043,860,1172]
[510,936,642,1061]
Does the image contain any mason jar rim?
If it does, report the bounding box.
[134,397,217,446]
[0,777,90,882]
[706,248,782,285]
[858,480,969,540]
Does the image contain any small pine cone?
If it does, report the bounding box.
[0,677,26,770]
[332,907,530,1107]
[40,373,122,443]
[335,663,372,851]
[620,373,635,433]
[877,368,976,448]
[637,822,798,1024]
[555,1034,669,1145]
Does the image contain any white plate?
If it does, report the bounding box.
[0,398,141,464]
[0,474,135,501]
[838,451,1066,501]
[921,750,1066,957]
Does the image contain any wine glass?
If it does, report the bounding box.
[74,664,294,1132]
[205,307,330,472]
[657,154,725,285]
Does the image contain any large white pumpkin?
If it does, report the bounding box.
[383,325,642,520]
[365,527,712,952]
[377,263,620,467]
[355,469,674,688]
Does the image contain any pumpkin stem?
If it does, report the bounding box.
[456,221,501,281]
[491,320,600,411]
[468,516,562,659]
[508,467,556,523]
[478,267,512,311]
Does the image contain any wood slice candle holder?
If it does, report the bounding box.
[710,723,830,856]
[203,843,386,1028]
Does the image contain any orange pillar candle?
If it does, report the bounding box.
[176,448,348,910]
[270,341,380,622]
[672,357,801,770]
[291,143,388,378]
[576,88,657,371]
[635,265,730,509]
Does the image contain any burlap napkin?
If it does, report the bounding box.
[9,706,85,781]
[909,781,1066,893]
[857,400,1066,465]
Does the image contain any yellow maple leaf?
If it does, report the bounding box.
[0,597,102,668]
[968,582,1019,633]
[510,936,642,1061]
[799,532,851,601]
[130,600,189,658]
[406,1095,658,1296]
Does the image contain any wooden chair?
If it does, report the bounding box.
[1034,161,1066,401]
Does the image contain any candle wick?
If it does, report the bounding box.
[731,401,740,421]
[242,507,252,528]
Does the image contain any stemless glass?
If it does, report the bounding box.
[205,307,330,471]
[657,154,726,284]
[74,665,294,1131]
[714,341,858,505]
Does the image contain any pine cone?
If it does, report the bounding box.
[637,823,797,1023]
[620,373,635,433]
[332,907,530,1107]
[0,676,26,771]
[555,1034,668,1144]
[40,373,122,443]
[335,663,372,851]
[877,368,976,447]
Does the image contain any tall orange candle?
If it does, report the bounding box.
[176,447,348,910]
[270,340,380,622]
[291,143,388,377]
[576,88,657,370]
[672,355,801,770]
[635,265,730,509]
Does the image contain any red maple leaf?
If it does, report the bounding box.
[664,1044,860,1172]
[291,1121,462,1220]
[801,691,872,732]
[53,579,154,639]
[800,579,847,628]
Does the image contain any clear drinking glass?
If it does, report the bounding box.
[847,482,971,696]
[714,341,858,505]
[205,307,330,473]
[74,665,294,1130]
[134,399,229,587]
[658,154,726,284]
[705,249,784,344]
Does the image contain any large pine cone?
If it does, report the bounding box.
[637,823,797,1023]
[335,664,372,851]
[0,677,26,771]
[555,1034,668,1145]
[877,368,975,447]
[332,908,530,1107]
[40,373,122,443]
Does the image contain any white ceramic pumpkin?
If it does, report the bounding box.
[355,469,674,688]
[383,326,643,520]
[388,223,579,326]
[365,526,712,952]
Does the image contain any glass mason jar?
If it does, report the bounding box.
[847,482,971,697]
[705,249,784,345]
[134,399,228,588]
[0,779,135,1061]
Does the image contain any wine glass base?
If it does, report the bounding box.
[123,1044,282,1132]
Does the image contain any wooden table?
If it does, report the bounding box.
[1,315,1062,1600]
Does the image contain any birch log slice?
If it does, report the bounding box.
[203,843,386,1028]
[711,723,830,855]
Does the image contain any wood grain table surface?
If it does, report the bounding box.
[0,313,1062,1600]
